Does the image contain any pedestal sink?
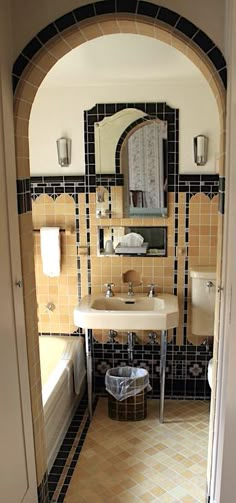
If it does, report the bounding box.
[74,293,179,423]
[74,293,179,331]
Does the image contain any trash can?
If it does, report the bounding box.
[105,366,151,421]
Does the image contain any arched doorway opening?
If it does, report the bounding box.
[12,4,226,500]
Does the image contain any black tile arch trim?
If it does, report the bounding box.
[30,176,86,203]
[12,2,227,92]
[113,103,177,183]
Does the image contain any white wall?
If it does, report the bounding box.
[11,0,226,61]
[29,79,220,176]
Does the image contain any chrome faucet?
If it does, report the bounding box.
[104,283,115,297]
[147,283,157,297]
[127,281,134,296]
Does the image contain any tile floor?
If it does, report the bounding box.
[64,398,209,503]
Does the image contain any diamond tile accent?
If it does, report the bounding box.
[64,399,209,502]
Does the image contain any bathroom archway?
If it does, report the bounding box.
[13,2,226,499]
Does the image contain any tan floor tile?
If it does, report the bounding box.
[150,485,166,497]
[158,493,178,502]
[181,496,199,503]
[119,490,140,502]
[169,485,190,499]
[140,492,157,502]
[65,399,209,503]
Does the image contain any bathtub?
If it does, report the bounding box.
[39,335,86,470]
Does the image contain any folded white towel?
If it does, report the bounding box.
[119,232,144,247]
[40,227,61,277]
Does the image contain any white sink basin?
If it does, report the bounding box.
[74,293,179,330]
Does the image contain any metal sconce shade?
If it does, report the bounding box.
[193,135,208,166]
[56,137,71,167]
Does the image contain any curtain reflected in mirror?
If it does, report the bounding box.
[124,120,168,217]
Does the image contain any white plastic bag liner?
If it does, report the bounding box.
[105,366,151,401]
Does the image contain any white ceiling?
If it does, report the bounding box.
[42,34,203,88]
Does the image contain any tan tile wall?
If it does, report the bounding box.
[32,194,77,334]
[188,193,218,344]
[32,190,218,345]
[72,189,217,345]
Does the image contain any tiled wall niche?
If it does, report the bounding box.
[31,101,219,400]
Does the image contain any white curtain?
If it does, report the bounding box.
[128,122,167,209]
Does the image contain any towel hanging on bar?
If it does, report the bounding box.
[40,227,61,277]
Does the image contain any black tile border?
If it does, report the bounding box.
[48,393,96,503]
[92,341,213,400]
[17,177,32,214]
[37,471,49,503]
[12,1,227,93]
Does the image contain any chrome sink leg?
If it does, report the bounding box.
[160,330,167,423]
[85,328,93,421]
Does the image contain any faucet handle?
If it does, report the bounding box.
[147,283,157,297]
[104,283,115,297]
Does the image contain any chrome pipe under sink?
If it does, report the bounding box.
[127,331,137,363]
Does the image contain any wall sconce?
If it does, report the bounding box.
[56,137,71,167]
[193,135,208,166]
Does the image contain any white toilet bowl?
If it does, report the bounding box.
[208,358,213,389]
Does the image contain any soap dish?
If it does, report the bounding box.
[115,242,148,255]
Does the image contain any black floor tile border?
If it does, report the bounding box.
[48,394,97,503]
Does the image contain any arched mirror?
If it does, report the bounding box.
[121,119,168,217]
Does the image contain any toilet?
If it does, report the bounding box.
[190,266,216,389]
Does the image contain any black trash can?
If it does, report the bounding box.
[105,366,150,421]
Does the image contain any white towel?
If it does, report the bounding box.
[119,232,144,247]
[40,227,61,277]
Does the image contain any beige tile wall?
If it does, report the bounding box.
[188,193,218,344]
[32,194,77,334]
[32,189,218,345]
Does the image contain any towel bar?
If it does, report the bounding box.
[33,227,74,235]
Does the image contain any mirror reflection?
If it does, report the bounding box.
[94,106,169,219]
[122,119,168,217]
